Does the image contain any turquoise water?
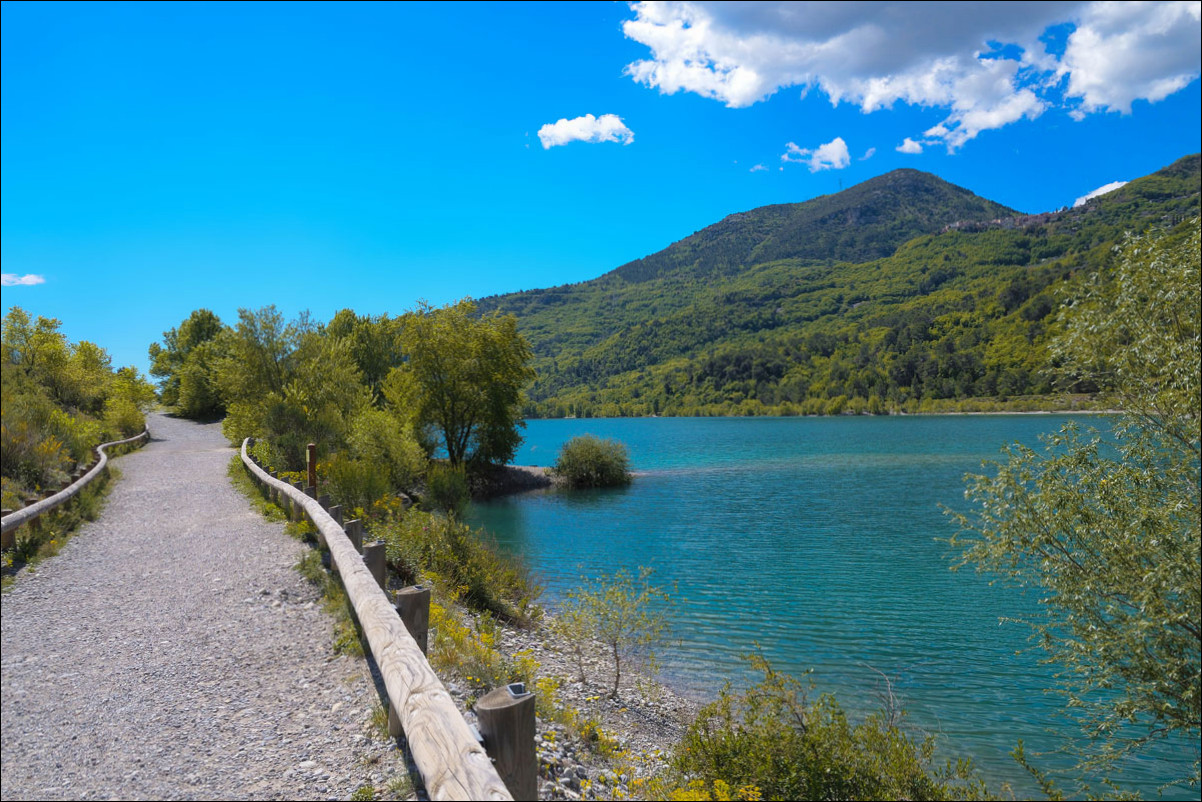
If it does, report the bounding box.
[466,415,1198,799]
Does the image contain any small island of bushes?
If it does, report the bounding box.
[552,435,632,489]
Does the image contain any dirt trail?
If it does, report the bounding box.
[1,413,410,800]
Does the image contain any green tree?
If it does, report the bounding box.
[148,308,226,409]
[394,299,534,467]
[951,219,1201,787]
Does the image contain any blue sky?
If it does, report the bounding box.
[3,1,1200,376]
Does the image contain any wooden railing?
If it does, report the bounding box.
[239,439,514,802]
[1,428,150,549]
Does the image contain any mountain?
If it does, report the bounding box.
[610,168,1017,283]
[479,155,1200,417]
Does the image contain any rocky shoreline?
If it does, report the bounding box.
[443,612,705,801]
[470,464,554,499]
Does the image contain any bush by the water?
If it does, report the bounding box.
[377,507,539,622]
[658,654,991,801]
[425,462,470,516]
[553,435,631,488]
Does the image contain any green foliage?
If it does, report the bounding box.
[2,307,151,503]
[561,566,671,700]
[668,654,992,801]
[394,298,535,467]
[552,434,632,488]
[148,308,226,414]
[376,508,539,621]
[425,462,469,516]
[323,454,393,512]
[346,408,426,492]
[477,155,1199,418]
[951,219,1201,788]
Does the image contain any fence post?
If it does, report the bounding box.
[307,443,317,492]
[317,493,331,511]
[476,683,537,801]
[329,504,343,527]
[290,481,305,522]
[1,511,13,551]
[363,541,387,590]
[345,519,363,553]
[394,585,431,655]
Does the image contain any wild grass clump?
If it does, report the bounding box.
[375,508,539,622]
[552,435,631,489]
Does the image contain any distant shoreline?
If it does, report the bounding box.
[530,408,1120,421]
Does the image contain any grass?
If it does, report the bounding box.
[225,456,288,523]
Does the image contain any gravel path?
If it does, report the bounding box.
[1,413,413,801]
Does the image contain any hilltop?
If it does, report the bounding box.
[479,155,1200,417]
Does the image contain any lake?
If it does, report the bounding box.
[465,415,1197,799]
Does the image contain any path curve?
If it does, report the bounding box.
[1,413,410,800]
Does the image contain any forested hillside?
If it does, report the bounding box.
[479,155,1200,417]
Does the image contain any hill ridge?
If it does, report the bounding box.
[478,154,1199,418]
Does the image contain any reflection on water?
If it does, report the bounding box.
[467,415,1196,799]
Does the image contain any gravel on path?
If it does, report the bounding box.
[1,413,414,801]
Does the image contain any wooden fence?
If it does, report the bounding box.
[239,439,517,801]
[1,428,150,550]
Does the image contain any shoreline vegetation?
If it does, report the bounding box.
[522,392,1110,421]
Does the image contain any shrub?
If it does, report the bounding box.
[560,566,672,699]
[103,396,144,438]
[425,462,469,516]
[664,654,992,801]
[324,453,392,511]
[552,434,632,489]
[377,508,539,621]
[347,408,426,492]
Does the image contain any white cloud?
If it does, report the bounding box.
[622,1,1201,151]
[782,136,851,172]
[860,147,876,160]
[537,113,634,149]
[896,137,924,154]
[1061,1,1201,114]
[749,163,768,172]
[1074,179,1128,207]
[1,273,46,286]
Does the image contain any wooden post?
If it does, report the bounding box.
[1,512,14,552]
[395,585,431,655]
[291,481,306,522]
[317,493,331,511]
[363,541,387,590]
[346,519,363,553]
[476,683,537,801]
[307,443,317,491]
[329,504,343,526]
